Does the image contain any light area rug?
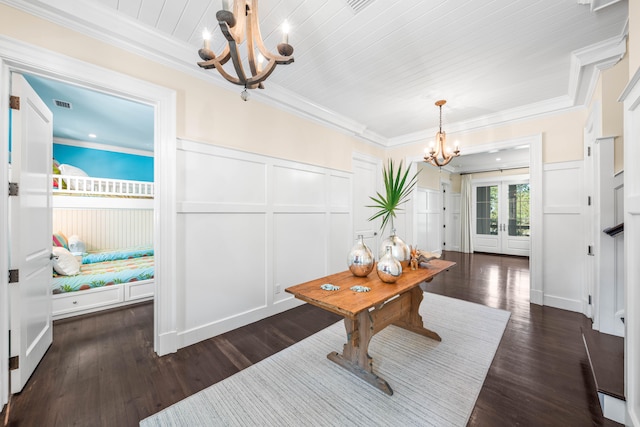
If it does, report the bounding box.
[141,293,510,427]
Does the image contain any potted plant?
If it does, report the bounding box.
[367,159,419,263]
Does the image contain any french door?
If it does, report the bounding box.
[473,178,530,256]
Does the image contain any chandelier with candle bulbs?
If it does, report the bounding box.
[424,100,460,167]
[197,0,294,101]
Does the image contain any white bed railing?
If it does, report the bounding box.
[53,175,154,198]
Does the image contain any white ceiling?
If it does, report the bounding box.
[4,0,628,152]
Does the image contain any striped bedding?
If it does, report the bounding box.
[81,246,154,264]
[52,250,154,294]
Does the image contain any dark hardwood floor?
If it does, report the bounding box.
[1,251,621,426]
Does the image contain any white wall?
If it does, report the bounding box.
[174,139,351,348]
[542,161,585,312]
[52,208,153,251]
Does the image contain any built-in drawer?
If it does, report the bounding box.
[126,280,154,301]
[52,286,124,316]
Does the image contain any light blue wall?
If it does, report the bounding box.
[53,144,153,182]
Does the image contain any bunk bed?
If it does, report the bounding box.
[51,168,155,320]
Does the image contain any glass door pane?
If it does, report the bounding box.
[507,183,530,236]
[476,185,498,235]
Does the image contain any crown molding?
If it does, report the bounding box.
[388,96,577,147]
[568,34,627,106]
[53,137,154,157]
[0,0,627,150]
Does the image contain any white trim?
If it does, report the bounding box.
[0,57,10,411]
[471,174,530,184]
[568,35,627,105]
[620,63,640,427]
[53,137,154,157]
[0,34,178,384]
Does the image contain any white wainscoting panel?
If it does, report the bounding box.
[273,166,326,208]
[52,208,154,250]
[175,140,352,348]
[178,213,267,333]
[329,213,351,274]
[542,161,584,312]
[177,149,267,205]
[416,188,442,254]
[273,213,326,303]
[330,175,351,209]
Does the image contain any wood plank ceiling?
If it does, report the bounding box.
[8,0,629,146]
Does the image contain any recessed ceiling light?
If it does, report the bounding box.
[88,134,97,138]
[496,158,501,161]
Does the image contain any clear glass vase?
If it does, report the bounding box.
[347,235,375,277]
[376,245,402,283]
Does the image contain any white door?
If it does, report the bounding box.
[473,179,530,256]
[352,155,381,256]
[8,74,53,393]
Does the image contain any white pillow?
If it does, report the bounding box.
[58,164,88,177]
[52,246,80,276]
[58,164,89,190]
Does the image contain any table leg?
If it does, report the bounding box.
[393,287,441,342]
[327,310,393,395]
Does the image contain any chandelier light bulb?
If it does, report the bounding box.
[202,29,211,50]
[282,21,290,44]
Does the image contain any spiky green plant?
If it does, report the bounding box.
[367,158,419,233]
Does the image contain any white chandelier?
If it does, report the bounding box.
[197,0,294,101]
[424,100,460,167]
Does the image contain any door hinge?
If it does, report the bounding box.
[587,146,591,157]
[588,245,594,256]
[9,269,19,283]
[9,356,19,370]
[588,295,592,305]
[587,196,591,206]
[9,182,19,196]
[9,95,20,110]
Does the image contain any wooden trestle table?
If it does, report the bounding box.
[285,259,456,395]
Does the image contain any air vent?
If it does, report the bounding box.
[346,0,375,13]
[53,99,72,109]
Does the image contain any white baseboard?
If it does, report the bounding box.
[530,289,543,305]
[599,393,626,425]
[543,294,582,313]
[156,330,178,356]
[176,298,305,350]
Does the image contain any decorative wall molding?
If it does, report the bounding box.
[568,35,627,106]
[174,138,352,349]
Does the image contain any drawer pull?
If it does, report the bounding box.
[72,301,78,304]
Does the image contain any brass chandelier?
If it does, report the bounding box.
[197,0,294,101]
[424,100,460,167]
